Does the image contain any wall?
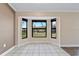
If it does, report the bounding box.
[15,12,79,47]
[0,4,15,54]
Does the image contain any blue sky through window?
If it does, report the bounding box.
[22,21,27,28]
[33,22,46,27]
[22,21,46,28]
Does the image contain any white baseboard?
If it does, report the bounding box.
[0,45,16,56]
[60,45,79,47]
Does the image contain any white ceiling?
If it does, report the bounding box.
[9,3,79,12]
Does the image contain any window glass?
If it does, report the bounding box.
[21,18,27,39]
[32,20,47,38]
[51,19,56,39]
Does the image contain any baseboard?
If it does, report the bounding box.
[0,45,16,56]
[60,45,79,47]
[18,41,50,46]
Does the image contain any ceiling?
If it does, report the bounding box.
[9,3,79,12]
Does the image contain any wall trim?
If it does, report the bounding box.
[60,45,79,47]
[17,41,59,47]
[0,45,16,56]
[21,16,56,19]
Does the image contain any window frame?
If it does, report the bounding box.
[51,18,56,39]
[22,18,28,39]
[32,20,47,38]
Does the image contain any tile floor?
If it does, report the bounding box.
[5,43,70,56]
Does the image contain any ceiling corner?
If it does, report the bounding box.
[8,3,16,12]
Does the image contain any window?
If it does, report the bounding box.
[51,18,56,39]
[32,20,47,38]
[21,18,28,39]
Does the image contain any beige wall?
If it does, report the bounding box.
[0,4,15,54]
[15,12,79,47]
